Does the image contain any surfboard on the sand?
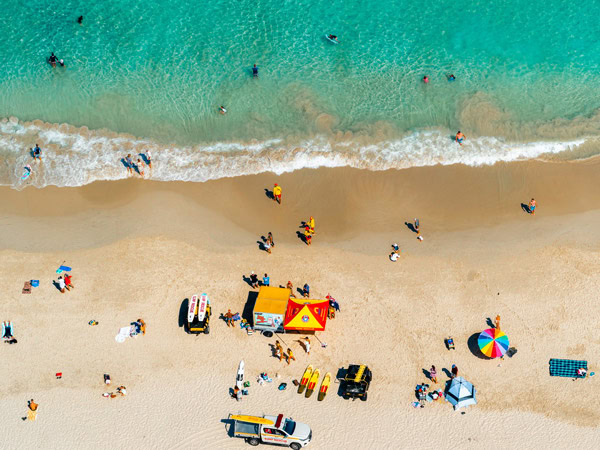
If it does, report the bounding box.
[318,372,331,401]
[305,368,320,398]
[21,165,31,180]
[298,364,313,394]
[236,360,245,389]
[197,293,208,321]
[188,294,198,323]
[56,265,72,274]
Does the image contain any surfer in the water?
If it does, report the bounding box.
[447,74,456,81]
[456,131,466,146]
[219,105,227,115]
[252,64,258,77]
[328,34,339,42]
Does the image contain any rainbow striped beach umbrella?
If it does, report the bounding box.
[478,328,509,358]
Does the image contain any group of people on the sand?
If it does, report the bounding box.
[55,273,74,293]
[274,340,296,365]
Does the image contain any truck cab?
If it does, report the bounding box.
[230,413,312,449]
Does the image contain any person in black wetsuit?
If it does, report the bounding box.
[49,53,57,67]
[77,15,83,24]
[328,34,338,42]
[252,64,258,77]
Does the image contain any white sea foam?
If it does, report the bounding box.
[0,118,586,189]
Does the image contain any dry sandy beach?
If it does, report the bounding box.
[1,160,600,449]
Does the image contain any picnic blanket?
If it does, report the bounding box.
[549,358,588,378]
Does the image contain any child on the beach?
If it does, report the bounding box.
[250,271,259,288]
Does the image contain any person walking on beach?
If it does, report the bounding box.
[414,218,420,234]
[495,314,501,330]
[286,348,295,365]
[303,283,310,298]
[273,183,282,204]
[264,239,271,254]
[529,198,537,215]
[303,337,311,355]
[32,144,42,162]
[125,154,133,175]
[144,150,152,169]
[250,271,259,288]
[224,309,234,327]
[267,232,274,247]
[455,131,466,146]
[308,216,315,234]
[263,273,270,286]
[64,273,74,291]
[304,226,312,246]
[136,158,145,177]
[286,281,296,298]
[451,364,458,378]
[429,365,438,383]
[275,340,284,362]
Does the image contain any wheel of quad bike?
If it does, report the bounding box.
[204,326,210,334]
[290,443,301,450]
[248,437,260,446]
[360,393,368,401]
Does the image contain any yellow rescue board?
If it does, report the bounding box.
[231,415,275,426]
[298,364,313,394]
[305,369,320,398]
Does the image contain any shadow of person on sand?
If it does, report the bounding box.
[296,231,306,244]
[405,222,418,233]
[442,368,452,378]
[52,280,62,292]
[486,317,495,329]
[178,298,189,328]
[422,368,432,380]
[468,332,493,360]
[521,203,531,214]
[268,343,280,359]
[242,275,253,287]
[264,188,274,200]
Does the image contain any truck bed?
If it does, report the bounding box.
[233,421,260,437]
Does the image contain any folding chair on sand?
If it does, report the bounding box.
[445,338,455,350]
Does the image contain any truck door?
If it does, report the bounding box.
[261,428,289,445]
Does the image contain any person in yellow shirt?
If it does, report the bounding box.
[273,183,282,204]
[304,226,312,246]
[308,216,315,234]
[286,348,295,365]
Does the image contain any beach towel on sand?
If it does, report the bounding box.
[115,326,132,343]
[27,410,37,421]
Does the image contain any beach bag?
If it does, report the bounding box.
[278,383,287,391]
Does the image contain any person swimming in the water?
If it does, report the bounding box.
[219,105,227,115]
[447,74,456,81]
[456,131,466,146]
[328,34,339,42]
[423,75,429,84]
[49,53,57,67]
[77,15,83,24]
[58,59,65,67]
[252,64,258,77]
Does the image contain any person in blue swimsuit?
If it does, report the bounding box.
[252,64,258,77]
[447,74,456,81]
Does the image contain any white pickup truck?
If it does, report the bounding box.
[229,413,312,449]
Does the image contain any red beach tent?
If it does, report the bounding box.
[283,299,328,332]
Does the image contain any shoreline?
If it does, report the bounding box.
[1,161,600,448]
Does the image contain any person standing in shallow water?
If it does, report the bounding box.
[77,16,83,25]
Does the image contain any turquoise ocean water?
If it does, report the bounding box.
[1,0,600,187]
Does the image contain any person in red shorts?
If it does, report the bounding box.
[273,183,282,204]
